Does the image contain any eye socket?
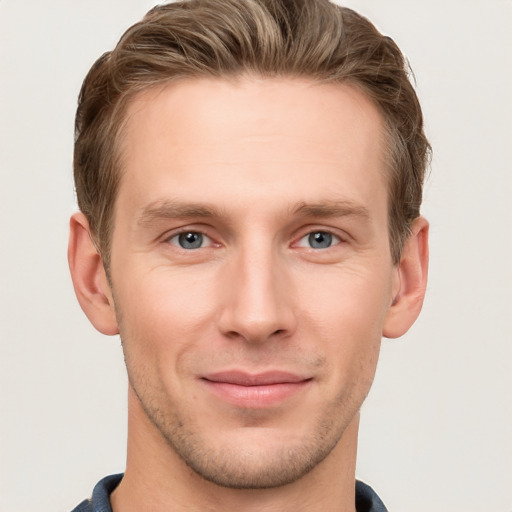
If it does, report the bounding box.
[168,231,211,250]
[296,231,341,249]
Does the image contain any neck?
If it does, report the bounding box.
[111,388,359,512]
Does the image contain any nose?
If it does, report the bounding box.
[217,243,297,344]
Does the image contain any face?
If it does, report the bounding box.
[108,77,397,488]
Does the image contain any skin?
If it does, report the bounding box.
[69,77,429,512]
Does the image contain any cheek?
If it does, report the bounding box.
[294,262,392,332]
[293,264,390,378]
[112,264,219,368]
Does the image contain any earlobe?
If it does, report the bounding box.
[68,212,119,335]
[383,216,429,339]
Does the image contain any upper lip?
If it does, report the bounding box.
[202,371,310,386]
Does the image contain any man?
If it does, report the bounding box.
[68,0,430,510]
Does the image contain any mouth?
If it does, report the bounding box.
[200,371,313,408]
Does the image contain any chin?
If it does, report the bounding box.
[179,438,337,489]
[155,413,349,490]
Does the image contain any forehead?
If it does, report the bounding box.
[117,76,388,222]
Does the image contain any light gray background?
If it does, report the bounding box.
[1,1,511,511]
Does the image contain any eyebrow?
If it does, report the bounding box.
[137,200,224,228]
[136,198,371,228]
[291,200,370,220]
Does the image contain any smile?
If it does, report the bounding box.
[201,371,313,408]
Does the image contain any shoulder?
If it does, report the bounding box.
[70,499,93,512]
[70,474,123,512]
[355,480,388,512]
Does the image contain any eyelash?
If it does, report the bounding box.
[295,231,342,250]
[165,228,344,251]
[166,230,215,250]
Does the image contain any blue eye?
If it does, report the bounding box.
[170,232,206,249]
[297,231,340,249]
[308,232,332,249]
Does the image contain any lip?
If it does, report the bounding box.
[200,371,312,408]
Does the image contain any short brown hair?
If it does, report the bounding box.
[74,0,430,266]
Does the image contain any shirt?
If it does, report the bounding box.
[71,473,388,511]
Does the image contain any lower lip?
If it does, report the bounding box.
[201,380,311,408]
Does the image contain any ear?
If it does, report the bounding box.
[383,216,429,339]
[68,212,119,335]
